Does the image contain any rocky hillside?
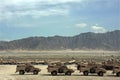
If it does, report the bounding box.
[0,30,120,50]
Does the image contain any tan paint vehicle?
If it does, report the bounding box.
[77,62,106,76]
[47,62,74,76]
[16,63,41,75]
[112,66,120,77]
[102,59,120,70]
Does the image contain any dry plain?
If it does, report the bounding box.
[0,65,120,80]
[0,50,119,80]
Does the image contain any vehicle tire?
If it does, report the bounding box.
[19,70,25,75]
[83,71,88,76]
[33,70,38,75]
[65,71,71,76]
[51,71,57,76]
[98,71,104,76]
[116,72,120,77]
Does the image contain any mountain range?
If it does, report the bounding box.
[0,30,120,50]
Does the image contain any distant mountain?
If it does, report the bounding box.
[0,30,120,50]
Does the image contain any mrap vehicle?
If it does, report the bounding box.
[16,63,41,75]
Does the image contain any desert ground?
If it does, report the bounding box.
[0,50,120,80]
[0,65,120,80]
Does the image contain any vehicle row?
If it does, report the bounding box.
[15,62,120,77]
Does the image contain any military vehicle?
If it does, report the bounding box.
[16,63,41,75]
[75,60,93,70]
[77,62,106,76]
[112,65,120,77]
[102,59,120,70]
[47,62,74,76]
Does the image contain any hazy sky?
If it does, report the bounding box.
[0,0,120,40]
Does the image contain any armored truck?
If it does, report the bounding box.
[16,63,41,75]
[77,63,106,76]
[47,62,74,76]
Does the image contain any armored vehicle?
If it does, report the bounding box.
[102,59,120,70]
[77,63,106,76]
[16,63,41,75]
[112,66,120,77]
[47,62,74,76]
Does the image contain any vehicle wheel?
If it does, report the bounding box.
[33,70,38,75]
[65,71,71,76]
[98,71,104,76]
[19,70,25,75]
[51,71,57,76]
[83,71,88,76]
[116,72,120,77]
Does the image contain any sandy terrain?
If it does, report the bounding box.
[0,65,119,80]
[0,51,119,80]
